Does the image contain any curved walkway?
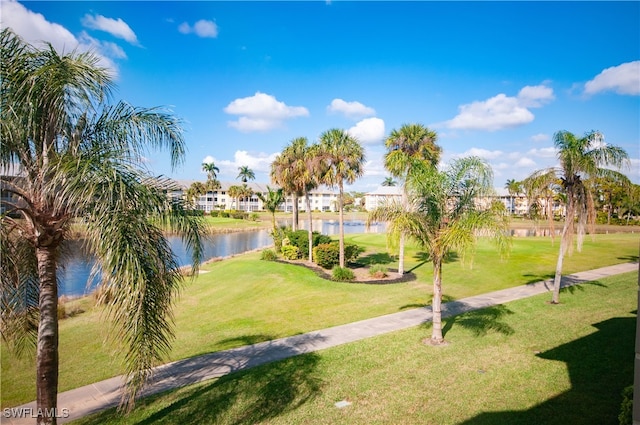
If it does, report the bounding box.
[4,262,638,425]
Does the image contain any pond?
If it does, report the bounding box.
[57,219,384,297]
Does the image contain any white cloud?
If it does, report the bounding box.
[327,99,375,118]
[2,1,119,74]
[514,157,536,168]
[444,84,555,131]
[178,19,218,38]
[216,150,279,173]
[526,147,557,158]
[81,14,139,45]
[517,85,555,107]
[530,133,550,143]
[347,117,385,144]
[202,156,216,164]
[224,92,309,132]
[584,61,640,96]
[459,147,504,160]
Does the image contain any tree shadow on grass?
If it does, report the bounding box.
[355,252,395,266]
[440,305,515,338]
[459,315,635,425]
[78,334,325,425]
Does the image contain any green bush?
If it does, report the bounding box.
[313,241,362,269]
[220,211,230,218]
[369,263,388,278]
[249,213,260,221]
[209,210,219,217]
[313,243,340,269]
[331,266,355,282]
[260,249,278,261]
[345,243,364,263]
[285,230,332,258]
[619,385,633,425]
[231,212,248,220]
[281,245,300,260]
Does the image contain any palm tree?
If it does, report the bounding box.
[526,130,629,304]
[238,184,254,211]
[271,137,308,231]
[381,177,397,187]
[186,181,207,208]
[382,123,441,275]
[227,185,243,210]
[504,179,522,214]
[256,186,284,234]
[201,162,221,193]
[317,129,365,268]
[237,165,255,183]
[0,29,204,420]
[406,157,511,344]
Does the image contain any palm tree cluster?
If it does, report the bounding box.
[271,130,365,266]
[0,29,205,421]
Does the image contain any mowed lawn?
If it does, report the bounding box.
[73,270,638,425]
[1,233,638,409]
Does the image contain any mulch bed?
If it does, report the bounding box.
[276,259,417,285]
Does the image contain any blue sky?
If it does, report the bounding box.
[3,1,639,192]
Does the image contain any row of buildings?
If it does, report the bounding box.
[170,180,536,215]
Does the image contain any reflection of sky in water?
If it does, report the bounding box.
[57,220,384,297]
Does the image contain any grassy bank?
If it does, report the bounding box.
[1,233,638,408]
[74,271,638,425]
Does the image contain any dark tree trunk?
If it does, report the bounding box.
[35,245,59,424]
[305,193,313,262]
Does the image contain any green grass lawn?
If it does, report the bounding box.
[72,271,638,425]
[1,233,638,409]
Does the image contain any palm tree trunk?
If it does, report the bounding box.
[306,193,313,262]
[292,193,299,232]
[431,256,444,343]
[36,245,60,425]
[338,182,345,268]
[552,203,573,304]
[398,233,405,275]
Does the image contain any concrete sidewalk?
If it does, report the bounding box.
[4,262,637,425]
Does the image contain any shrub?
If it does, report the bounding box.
[619,385,633,425]
[220,211,230,218]
[332,266,355,281]
[345,243,364,263]
[209,210,219,217]
[249,213,260,221]
[231,212,248,220]
[285,230,332,258]
[281,245,300,260]
[313,241,362,269]
[260,249,278,261]
[313,243,340,269]
[369,263,388,278]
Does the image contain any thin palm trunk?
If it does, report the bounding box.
[552,200,574,303]
[431,256,444,343]
[305,193,313,262]
[36,246,59,425]
[292,193,299,232]
[398,233,405,275]
[338,182,345,268]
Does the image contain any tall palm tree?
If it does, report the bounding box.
[186,181,207,208]
[227,185,243,211]
[256,186,284,234]
[383,123,441,275]
[504,179,522,215]
[317,129,365,268]
[406,157,511,344]
[526,130,629,304]
[0,29,204,421]
[237,165,255,183]
[381,177,397,187]
[271,137,309,231]
[201,162,221,193]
